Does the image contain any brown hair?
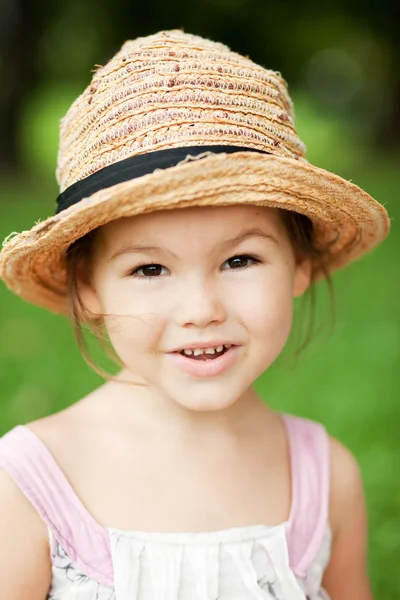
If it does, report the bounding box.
[66,210,334,381]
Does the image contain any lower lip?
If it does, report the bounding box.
[167,346,241,378]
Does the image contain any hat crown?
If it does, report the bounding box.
[56,29,307,192]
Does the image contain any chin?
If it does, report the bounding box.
[170,384,244,413]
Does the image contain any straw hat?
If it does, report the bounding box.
[0,29,390,315]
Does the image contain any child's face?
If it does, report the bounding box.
[79,205,311,413]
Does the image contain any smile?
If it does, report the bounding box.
[168,345,240,377]
[180,344,232,360]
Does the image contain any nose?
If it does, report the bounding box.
[175,275,227,329]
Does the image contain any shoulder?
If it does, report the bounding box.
[327,435,366,539]
[0,463,50,538]
[0,465,52,595]
[321,438,373,597]
[284,415,365,535]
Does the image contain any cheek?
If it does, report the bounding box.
[239,268,294,344]
[100,282,167,363]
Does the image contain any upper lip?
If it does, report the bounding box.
[170,341,238,352]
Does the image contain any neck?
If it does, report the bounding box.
[107,368,271,438]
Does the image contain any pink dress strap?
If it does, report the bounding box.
[281,413,330,578]
[0,425,114,588]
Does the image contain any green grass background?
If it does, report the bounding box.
[0,91,398,597]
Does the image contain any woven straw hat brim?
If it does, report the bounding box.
[0,150,390,315]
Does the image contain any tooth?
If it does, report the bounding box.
[193,349,204,356]
[205,347,216,354]
[216,345,223,352]
[224,344,231,349]
[183,349,193,355]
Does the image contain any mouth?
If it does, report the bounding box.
[168,343,240,377]
[175,344,234,361]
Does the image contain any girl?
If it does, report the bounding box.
[0,30,390,600]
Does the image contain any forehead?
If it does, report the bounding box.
[96,205,285,249]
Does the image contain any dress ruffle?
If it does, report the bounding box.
[107,523,331,600]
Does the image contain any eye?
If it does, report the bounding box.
[223,254,261,270]
[129,263,168,279]
[128,254,262,279]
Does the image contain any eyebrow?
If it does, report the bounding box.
[108,227,279,262]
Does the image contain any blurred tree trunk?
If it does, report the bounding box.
[0,0,39,174]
